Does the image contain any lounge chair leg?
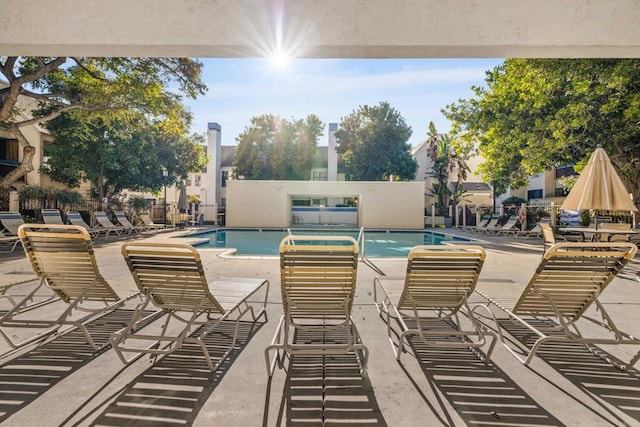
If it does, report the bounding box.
[265,316,285,376]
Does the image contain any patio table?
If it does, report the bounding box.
[558,227,638,242]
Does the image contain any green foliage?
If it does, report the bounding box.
[424,123,472,212]
[18,185,47,201]
[53,188,83,206]
[501,196,527,206]
[579,210,592,227]
[18,185,83,211]
[128,196,149,212]
[426,182,451,212]
[334,102,417,181]
[0,56,207,189]
[528,207,548,223]
[233,114,323,180]
[443,59,640,200]
[558,175,578,194]
[43,111,207,197]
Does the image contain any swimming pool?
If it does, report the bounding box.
[189,229,471,257]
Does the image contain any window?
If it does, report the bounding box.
[312,171,327,181]
[195,175,201,186]
[186,178,192,186]
[555,166,577,179]
[221,170,229,187]
[42,141,54,170]
[527,189,543,200]
[0,138,19,163]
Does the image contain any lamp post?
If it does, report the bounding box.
[162,166,168,225]
[492,180,497,214]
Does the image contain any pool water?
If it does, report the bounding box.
[191,229,470,257]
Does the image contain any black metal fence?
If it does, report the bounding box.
[19,197,103,223]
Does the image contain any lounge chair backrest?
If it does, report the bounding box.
[279,235,358,319]
[121,243,225,314]
[115,212,135,228]
[0,211,25,236]
[17,224,119,303]
[140,214,154,226]
[67,210,92,228]
[540,223,556,250]
[41,209,65,225]
[539,217,551,225]
[485,215,500,227]
[94,211,117,228]
[513,242,636,320]
[476,216,491,228]
[399,245,485,310]
[528,224,541,233]
[499,216,518,230]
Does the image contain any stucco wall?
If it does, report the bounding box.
[226,180,424,229]
[2,1,639,58]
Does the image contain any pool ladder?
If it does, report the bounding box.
[285,227,382,274]
[285,227,365,254]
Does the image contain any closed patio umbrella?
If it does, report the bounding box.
[177,183,189,213]
[561,146,637,227]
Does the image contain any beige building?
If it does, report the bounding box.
[0,88,90,196]
[227,180,425,229]
[411,136,493,209]
[189,121,495,226]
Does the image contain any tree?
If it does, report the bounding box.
[424,122,471,215]
[44,111,207,198]
[334,102,416,181]
[443,59,640,200]
[0,56,206,189]
[233,114,323,180]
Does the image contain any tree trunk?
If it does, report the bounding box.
[0,145,35,190]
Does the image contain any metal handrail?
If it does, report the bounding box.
[357,226,365,260]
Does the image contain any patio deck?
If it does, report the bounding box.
[0,228,638,426]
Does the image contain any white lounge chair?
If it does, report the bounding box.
[93,211,127,235]
[66,210,104,238]
[374,245,495,361]
[139,213,167,231]
[41,208,66,225]
[476,242,639,370]
[113,243,269,371]
[476,215,500,234]
[1,224,125,349]
[265,235,369,377]
[463,215,490,232]
[114,211,146,233]
[494,215,520,235]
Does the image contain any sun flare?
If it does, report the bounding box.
[270,52,290,69]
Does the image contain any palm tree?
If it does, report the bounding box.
[426,122,471,218]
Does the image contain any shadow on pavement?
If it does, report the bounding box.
[87,319,264,426]
[266,330,386,426]
[502,319,640,424]
[0,309,158,423]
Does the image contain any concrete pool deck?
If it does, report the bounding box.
[0,227,638,426]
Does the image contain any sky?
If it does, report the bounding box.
[184,58,504,148]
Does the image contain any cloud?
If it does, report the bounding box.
[203,60,491,100]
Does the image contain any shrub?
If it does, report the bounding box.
[501,196,527,206]
[19,185,47,201]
